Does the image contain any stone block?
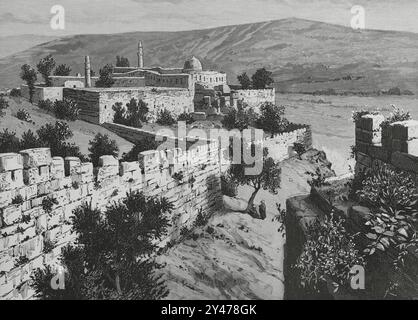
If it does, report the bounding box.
[368,145,390,162]
[0,170,23,192]
[23,168,39,185]
[64,157,81,176]
[391,151,418,173]
[358,114,384,131]
[392,138,418,156]
[37,181,51,196]
[1,205,22,225]
[120,162,140,175]
[97,165,119,181]
[50,157,65,179]
[0,190,13,209]
[19,148,52,168]
[391,120,418,141]
[99,155,118,167]
[0,153,23,172]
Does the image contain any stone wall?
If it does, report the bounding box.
[0,143,223,300]
[355,113,418,179]
[63,87,195,124]
[234,88,275,111]
[263,126,312,161]
[144,71,193,90]
[21,85,63,104]
[50,76,145,88]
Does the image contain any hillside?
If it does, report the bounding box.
[1,18,418,94]
[0,96,133,156]
[0,35,57,59]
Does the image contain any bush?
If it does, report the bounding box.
[20,130,42,150]
[112,98,149,128]
[0,96,9,117]
[95,64,115,88]
[0,129,21,153]
[122,137,160,162]
[38,99,54,112]
[221,104,257,131]
[387,87,401,95]
[88,133,119,167]
[54,64,71,76]
[295,211,365,293]
[380,105,411,128]
[31,191,173,300]
[293,142,306,159]
[53,98,80,121]
[256,102,289,137]
[221,173,238,197]
[9,88,21,97]
[16,109,33,123]
[42,196,58,214]
[156,109,176,126]
[177,112,194,124]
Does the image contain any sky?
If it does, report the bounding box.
[1,0,418,37]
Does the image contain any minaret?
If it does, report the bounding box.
[137,41,144,68]
[84,56,91,88]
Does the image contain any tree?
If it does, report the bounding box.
[20,64,37,103]
[0,96,9,118]
[116,56,130,67]
[122,137,160,162]
[221,104,257,131]
[95,64,115,88]
[88,133,119,167]
[31,191,173,299]
[112,98,149,128]
[156,109,176,126]
[37,54,56,87]
[251,68,274,89]
[229,146,281,214]
[54,64,72,76]
[256,102,289,137]
[237,72,252,89]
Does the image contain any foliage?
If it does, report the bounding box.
[122,137,160,162]
[42,196,58,214]
[54,64,72,76]
[16,109,33,123]
[113,98,149,128]
[12,194,24,205]
[38,99,54,112]
[9,88,21,97]
[237,72,252,89]
[88,133,119,167]
[255,103,289,137]
[0,96,9,117]
[251,68,274,89]
[351,109,378,123]
[20,64,37,103]
[295,211,365,293]
[357,164,418,269]
[53,98,80,121]
[0,129,21,153]
[116,56,130,67]
[274,203,286,236]
[194,209,209,228]
[43,239,56,254]
[221,104,257,131]
[177,112,195,124]
[172,171,184,183]
[37,54,56,87]
[156,108,176,126]
[306,168,331,188]
[95,64,115,88]
[221,173,238,197]
[293,142,306,159]
[19,130,42,150]
[229,146,281,212]
[380,105,411,128]
[31,191,173,300]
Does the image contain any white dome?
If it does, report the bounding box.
[183,56,203,73]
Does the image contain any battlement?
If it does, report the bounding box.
[0,143,222,299]
[355,113,418,176]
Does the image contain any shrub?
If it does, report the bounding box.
[42,196,58,214]
[221,173,238,197]
[0,96,9,117]
[88,133,119,167]
[387,87,401,95]
[380,105,411,128]
[0,129,21,153]
[38,99,54,112]
[16,109,32,123]
[12,195,24,205]
[221,104,257,131]
[95,64,115,88]
[172,171,184,183]
[357,164,418,268]
[156,109,176,126]
[306,167,330,188]
[255,102,289,137]
[194,209,209,227]
[54,64,71,76]
[295,211,365,293]
[31,191,173,300]
[53,98,80,121]
[37,54,56,87]
[9,88,21,97]
[122,137,160,162]
[177,112,194,124]
[112,98,149,128]
[293,142,306,159]
[351,109,378,123]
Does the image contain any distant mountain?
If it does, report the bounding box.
[0,34,57,59]
[1,18,418,94]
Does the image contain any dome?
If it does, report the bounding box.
[183,56,203,73]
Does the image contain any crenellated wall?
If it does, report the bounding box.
[354,113,418,180]
[0,142,222,300]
